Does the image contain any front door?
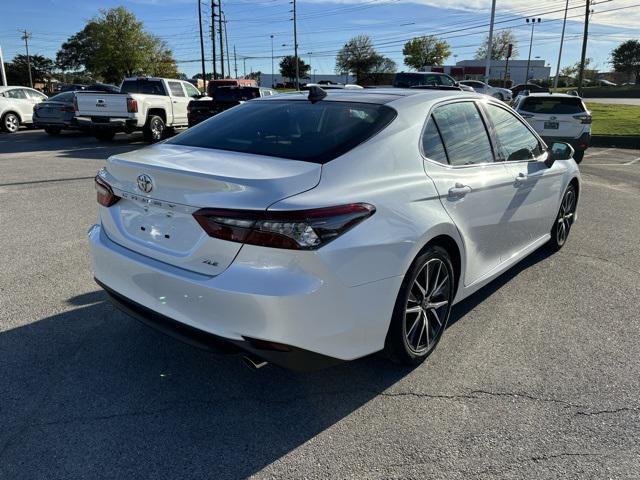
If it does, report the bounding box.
[421,100,517,287]
[481,102,563,259]
[167,81,189,126]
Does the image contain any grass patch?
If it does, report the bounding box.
[587,102,640,136]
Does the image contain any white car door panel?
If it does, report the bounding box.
[167,81,189,125]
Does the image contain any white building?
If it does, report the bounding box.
[425,59,551,85]
[258,73,356,88]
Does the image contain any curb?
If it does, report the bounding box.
[591,135,640,149]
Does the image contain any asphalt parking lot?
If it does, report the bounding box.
[1,129,639,479]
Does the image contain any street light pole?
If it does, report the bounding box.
[553,0,569,91]
[218,0,225,78]
[484,0,496,84]
[291,0,299,90]
[211,1,217,79]
[577,0,591,97]
[525,18,541,86]
[20,30,33,88]
[223,12,231,77]
[0,45,7,86]
[233,45,238,78]
[270,35,275,87]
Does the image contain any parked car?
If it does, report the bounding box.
[301,83,363,90]
[32,91,82,135]
[0,86,48,133]
[594,79,617,87]
[75,77,201,142]
[459,80,513,101]
[393,72,475,91]
[513,92,591,162]
[207,78,257,98]
[89,88,581,371]
[86,83,121,94]
[188,86,277,127]
[511,83,549,97]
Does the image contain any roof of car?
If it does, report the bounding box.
[0,86,36,92]
[258,88,477,105]
[523,92,582,99]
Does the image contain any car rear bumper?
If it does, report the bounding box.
[542,132,591,152]
[76,117,138,131]
[88,223,401,370]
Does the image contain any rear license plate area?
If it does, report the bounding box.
[544,121,559,129]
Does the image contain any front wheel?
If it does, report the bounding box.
[573,150,584,163]
[384,246,455,365]
[548,184,577,252]
[2,112,20,133]
[143,115,165,142]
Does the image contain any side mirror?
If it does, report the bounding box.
[545,142,574,167]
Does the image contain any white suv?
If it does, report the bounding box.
[513,93,591,163]
[0,86,48,133]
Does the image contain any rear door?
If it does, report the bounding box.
[421,100,516,286]
[518,96,586,139]
[482,102,562,257]
[5,89,34,122]
[167,81,189,125]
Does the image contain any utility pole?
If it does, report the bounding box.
[0,45,7,86]
[218,0,225,78]
[270,34,275,88]
[233,45,238,78]
[577,0,591,96]
[525,18,541,86]
[20,30,33,88]
[553,0,570,91]
[211,0,217,79]
[223,12,231,77]
[484,0,496,84]
[197,1,206,89]
[243,57,246,78]
[291,0,299,90]
[503,43,513,88]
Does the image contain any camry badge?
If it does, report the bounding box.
[137,174,154,193]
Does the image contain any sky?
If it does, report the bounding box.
[0,0,638,79]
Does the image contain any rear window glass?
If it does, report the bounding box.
[214,88,260,102]
[520,97,585,114]
[394,73,454,88]
[121,80,167,96]
[168,100,397,163]
[48,92,73,102]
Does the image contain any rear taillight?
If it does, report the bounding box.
[193,203,375,250]
[127,98,138,113]
[95,176,120,207]
[573,114,592,124]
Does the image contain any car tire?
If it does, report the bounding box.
[384,246,455,365]
[44,127,62,135]
[573,150,584,163]
[2,112,20,133]
[95,130,116,141]
[143,115,165,143]
[548,184,577,252]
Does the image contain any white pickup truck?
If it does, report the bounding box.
[75,77,203,142]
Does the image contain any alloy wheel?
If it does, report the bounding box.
[151,118,164,141]
[556,188,576,246]
[404,258,452,354]
[4,114,19,133]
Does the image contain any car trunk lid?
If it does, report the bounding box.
[99,144,321,275]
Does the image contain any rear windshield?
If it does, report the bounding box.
[394,73,455,88]
[48,92,74,102]
[214,88,260,102]
[520,97,585,114]
[168,100,397,163]
[120,79,167,96]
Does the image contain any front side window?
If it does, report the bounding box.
[431,102,494,166]
[485,103,543,161]
[168,81,185,97]
[27,90,47,100]
[168,100,397,163]
[183,82,201,98]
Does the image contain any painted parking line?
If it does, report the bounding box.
[584,148,616,158]
[624,157,640,165]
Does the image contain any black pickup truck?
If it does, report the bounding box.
[187,86,277,127]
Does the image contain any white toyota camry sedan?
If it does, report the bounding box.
[89,87,581,370]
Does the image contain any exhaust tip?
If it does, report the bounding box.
[242,354,269,370]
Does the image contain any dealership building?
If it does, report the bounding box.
[425,59,551,84]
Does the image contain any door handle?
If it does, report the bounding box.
[448,183,472,197]
[172,100,178,103]
[515,172,528,185]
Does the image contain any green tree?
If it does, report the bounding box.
[475,30,519,60]
[4,54,54,86]
[611,40,640,84]
[279,56,310,83]
[56,7,177,83]
[402,36,451,70]
[336,35,385,83]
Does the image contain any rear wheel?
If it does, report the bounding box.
[384,246,454,365]
[2,112,20,133]
[95,130,116,141]
[143,115,165,142]
[44,126,61,135]
[548,184,577,251]
[573,150,584,163]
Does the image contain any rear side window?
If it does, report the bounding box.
[168,100,397,163]
[520,97,585,114]
[421,118,448,164]
[485,104,543,161]
[431,102,494,166]
[49,92,73,102]
[121,80,167,96]
[5,89,28,99]
[168,81,185,97]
